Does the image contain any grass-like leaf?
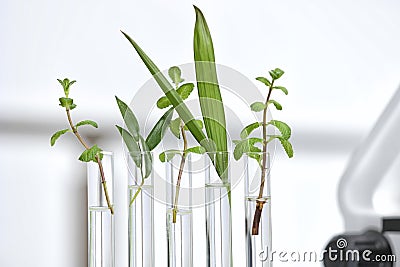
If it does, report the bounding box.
[115,96,140,141]
[121,31,209,149]
[116,125,141,167]
[193,6,228,181]
[146,107,174,150]
[139,136,152,178]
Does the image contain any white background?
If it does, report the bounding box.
[1,0,400,266]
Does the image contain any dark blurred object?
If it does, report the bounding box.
[324,218,399,267]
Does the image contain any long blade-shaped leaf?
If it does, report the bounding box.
[193,6,228,181]
[121,31,210,150]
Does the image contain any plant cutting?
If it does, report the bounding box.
[120,5,228,184]
[157,66,206,223]
[50,78,114,214]
[233,68,294,235]
[115,95,174,206]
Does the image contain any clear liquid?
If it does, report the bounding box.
[88,206,114,267]
[166,209,193,267]
[128,185,154,267]
[205,183,232,267]
[245,197,271,267]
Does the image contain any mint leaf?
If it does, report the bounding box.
[240,122,262,139]
[250,102,266,112]
[146,107,174,150]
[59,97,76,110]
[116,125,141,167]
[272,68,284,79]
[269,120,291,139]
[268,100,282,110]
[255,77,271,87]
[157,83,194,109]
[78,145,103,162]
[50,128,70,146]
[115,96,140,141]
[169,118,181,138]
[159,149,181,162]
[57,78,76,97]
[156,96,172,109]
[183,119,203,131]
[177,83,195,100]
[273,86,288,95]
[185,146,206,154]
[76,120,98,129]
[168,66,184,87]
[233,137,264,160]
[278,137,293,158]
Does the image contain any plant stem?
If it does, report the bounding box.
[130,178,144,207]
[252,80,274,235]
[66,109,114,215]
[172,123,188,223]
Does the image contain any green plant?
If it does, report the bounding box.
[50,78,114,214]
[157,66,206,223]
[115,96,173,206]
[120,5,228,185]
[233,68,294,235]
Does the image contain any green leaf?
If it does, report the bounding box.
[269,120,291,139]
[233,137,264,161]
[169,118,181,139]
[78,145,103,162]
[177,83,195,100]
[255,77,271,87]
[139,136,152,178]
[57,78,76,97]
[183,119,203,131]
[59,97,76,110]
[159,149,181,162]
[268,100,282,110]
[115,96,140,141]
[278,137,294,158]
[273,86,288,95]
[76,120,98,129]
[121,31,208,150]
[272,68,285,79]
[146,107,174,150]
[250,102,267,112]
[50,128,70,146]
[116,125,141,167]
[168,66,184,87]
[185,146,206,154]
[240,122,262,139]
[156,96,172,109]
[193,6,229,182]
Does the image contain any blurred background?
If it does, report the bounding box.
[1,0,400,266]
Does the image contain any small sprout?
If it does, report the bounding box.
[50,79,113,214]
[235,68,293,235]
